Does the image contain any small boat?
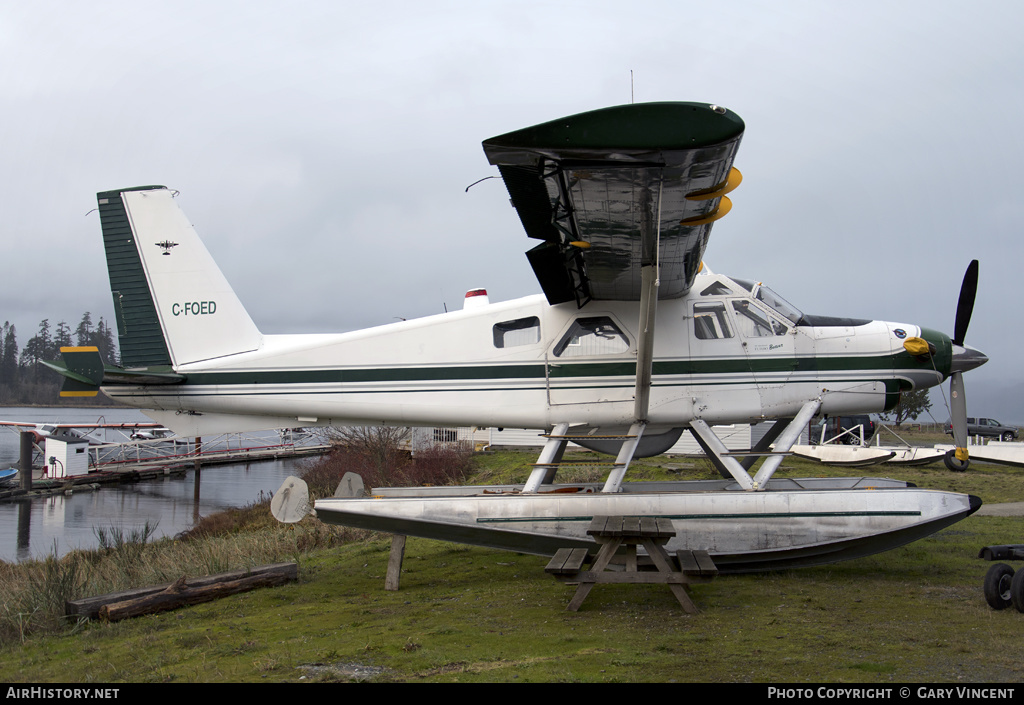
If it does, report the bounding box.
[0,468,18,487]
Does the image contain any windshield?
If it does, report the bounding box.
[754,285,803,324]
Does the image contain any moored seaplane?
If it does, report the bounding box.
[48,102,987,572]
[0,419,167,447]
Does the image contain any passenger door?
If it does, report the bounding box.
[546,315,634,406]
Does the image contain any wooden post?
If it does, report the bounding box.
[19,431,33,490]
[385,534,407,591]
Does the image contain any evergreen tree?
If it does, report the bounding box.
[22,319,55,384]
[75,312,93,347]
[0,322,8,390]
[92,317,119,365]
[1,323,18,400]
[0,313,121,406]
[54,320,73,350]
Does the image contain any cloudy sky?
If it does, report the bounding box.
[3,1,1023,420]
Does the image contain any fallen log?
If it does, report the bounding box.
[66,562,298,621]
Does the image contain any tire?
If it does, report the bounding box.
[1012,568,1024,613]
[944,449,969,472]
[984,563,1015,610]
[1001,432,1015,442]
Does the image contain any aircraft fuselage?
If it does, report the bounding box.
[102,271,953,438]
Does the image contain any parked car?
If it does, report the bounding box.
[945,417,1017,442]
[811,415,876,445]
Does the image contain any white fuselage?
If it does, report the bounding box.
[103,272,948,436]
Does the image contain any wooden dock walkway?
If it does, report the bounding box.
[0,442,330,501]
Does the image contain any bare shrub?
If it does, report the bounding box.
[405,443,473,486]
[318,426,412,491]
[300,429,473,493]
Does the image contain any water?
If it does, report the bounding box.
[0,407,311,563]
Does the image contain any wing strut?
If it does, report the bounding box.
[633,177,663,423]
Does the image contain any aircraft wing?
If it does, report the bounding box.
[0,421,164,429]
[483,102,744,306]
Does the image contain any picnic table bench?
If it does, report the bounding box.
[545,515,717,613]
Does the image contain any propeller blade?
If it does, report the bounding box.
[953,260,979,346]
[950,370,969,461]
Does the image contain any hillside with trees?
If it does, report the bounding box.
[0,313,120,406]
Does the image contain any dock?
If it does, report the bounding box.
[0,429,330,502]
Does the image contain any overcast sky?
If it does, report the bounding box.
[3,1,1023,420]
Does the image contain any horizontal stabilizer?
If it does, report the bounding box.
[43,346,185,397]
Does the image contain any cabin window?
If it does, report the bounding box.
[732,300,788,337]
[554,317,629,357]
[493,317,540,348]
[693,302,733,339]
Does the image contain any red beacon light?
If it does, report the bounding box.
[463,288,489,309]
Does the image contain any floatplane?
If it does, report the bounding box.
[0,419,166,447]
[47,102,988,572]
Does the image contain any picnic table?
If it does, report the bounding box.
[545,515,717,613]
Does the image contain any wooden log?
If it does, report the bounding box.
[98,564,297,622]
[66,562,297,620]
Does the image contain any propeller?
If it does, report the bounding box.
[946,260,979,471]
[952,259,978,347]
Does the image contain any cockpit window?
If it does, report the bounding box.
[493,317,540,348]
[693,302,734,339]
[729,279,803,324]
[554,316,629,357]
[754,285,803,325]
[732,300,788,337]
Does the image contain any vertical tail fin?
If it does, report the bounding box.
[97,186,262,368]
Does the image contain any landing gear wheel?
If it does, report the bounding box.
[984,563,1015,609]
[944,449,969,472]
[1012,567,1024,613]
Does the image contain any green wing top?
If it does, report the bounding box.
[483,102,745,306]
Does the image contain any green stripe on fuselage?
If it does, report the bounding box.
[133,351,906,390]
